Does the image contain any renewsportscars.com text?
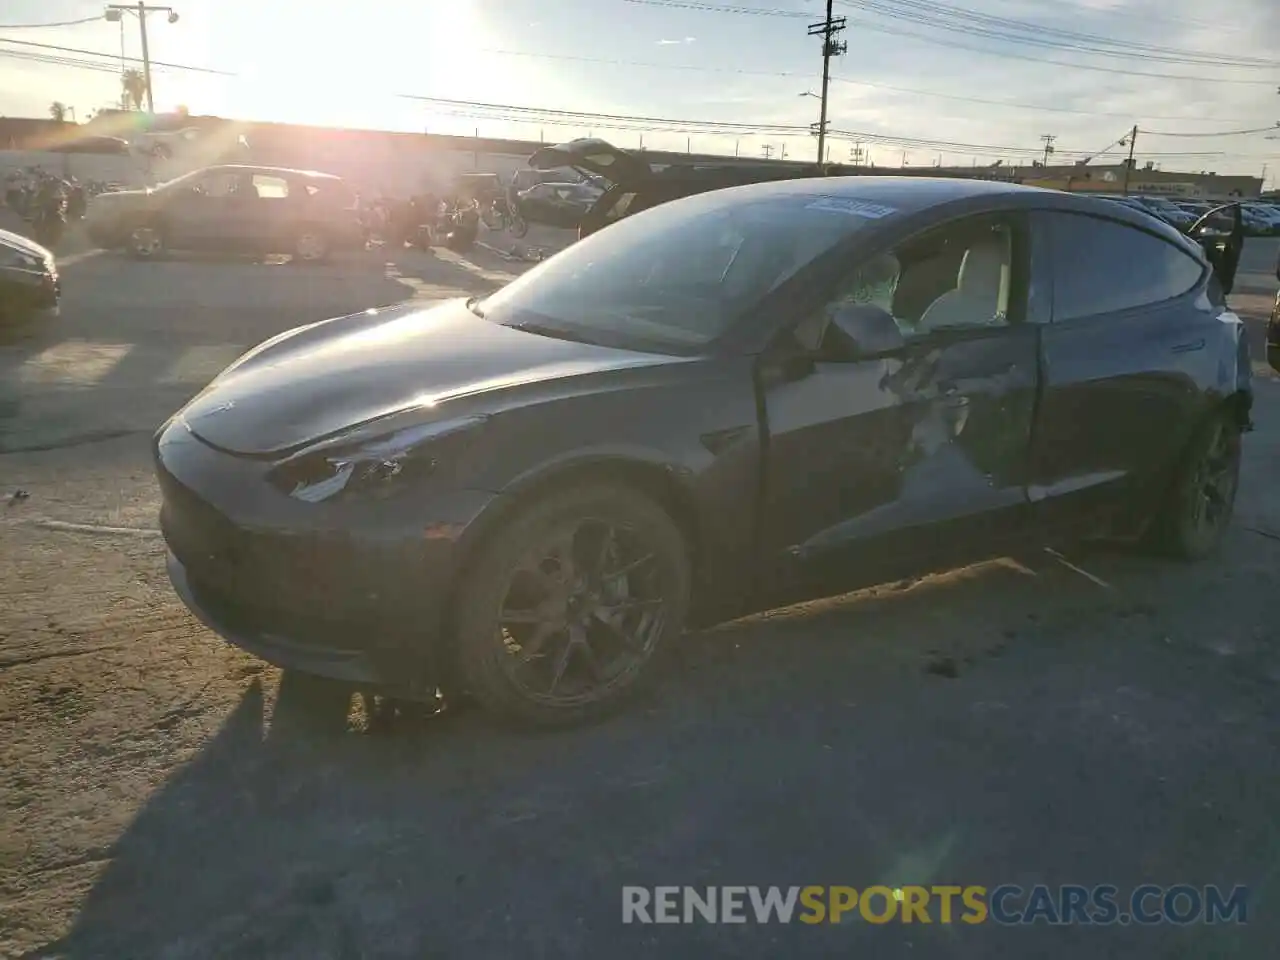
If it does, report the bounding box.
[622,885,1249,926]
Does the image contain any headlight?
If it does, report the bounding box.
[268,415,488,503]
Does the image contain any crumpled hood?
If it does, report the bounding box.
[176,298,685,457]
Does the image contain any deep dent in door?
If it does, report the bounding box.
[798,346,1033,551]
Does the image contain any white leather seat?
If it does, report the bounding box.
[917,237,1009,333]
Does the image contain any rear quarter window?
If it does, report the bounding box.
[1046,211,1205,322]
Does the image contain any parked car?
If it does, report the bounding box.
[516,181,599,229]
[0,227,59,323]
[85,164,364,261]
[155,176,1253,727]
[1131,195,1196,230]
[511,167,587,194]
[1241,203,1280,236]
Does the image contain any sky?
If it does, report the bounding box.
[0,0,1276,183]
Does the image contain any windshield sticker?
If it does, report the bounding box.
[805,197,898,219]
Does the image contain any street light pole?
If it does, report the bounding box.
[105,3,179,114]
[807,0,846,170]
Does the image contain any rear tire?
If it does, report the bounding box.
[453,484,691,728]
[294,227,330,263]
[1147,410,1241,560]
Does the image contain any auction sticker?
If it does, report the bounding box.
[805,197,898,219]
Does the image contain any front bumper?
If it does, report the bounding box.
[0,266,59,317]
[155,417,498,691]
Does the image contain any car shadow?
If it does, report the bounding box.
[35,536,1280,958]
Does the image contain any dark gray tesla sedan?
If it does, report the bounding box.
[155,176,1254,727]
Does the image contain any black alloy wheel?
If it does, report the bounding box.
[1153,411,1241,560]
[454,485,690,726]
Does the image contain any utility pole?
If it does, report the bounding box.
[807,0,846,169]
[761,144,775,160]
[1039,134,1056,166]
[1121,125,1138,196]
[105,3,179,114]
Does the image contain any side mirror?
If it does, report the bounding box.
[827,304,905,359]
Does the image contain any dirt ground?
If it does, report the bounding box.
[1,240,1279,959]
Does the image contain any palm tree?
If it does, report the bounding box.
[49,101,67,122]
[120,69,147,111]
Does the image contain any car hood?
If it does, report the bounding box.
[0,227,52,262]
[176,298,687,457]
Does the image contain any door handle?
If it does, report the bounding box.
[1172,339,1205,354]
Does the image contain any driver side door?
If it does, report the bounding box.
[758,210,1043,594]
[163,171,240,249]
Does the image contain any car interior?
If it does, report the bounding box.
[793,221,1013,354]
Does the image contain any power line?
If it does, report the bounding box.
[623,0,1279,68]
[3,33,1268,125]
[474,47,1265,122]
[1141,124,1280,137]
[0,46,1254,160]
[1,38,1269,163]
[834,0,1279,69]
[0,16,103,29]
[0,36,232,74]
[621,0,1280,83]
[3,46,1249,161]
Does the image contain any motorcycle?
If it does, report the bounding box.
[482,197,529,238]
[440,201,480,252]
[32,196,68,249]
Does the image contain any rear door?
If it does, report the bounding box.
[1028,209,1220,533]
[232,173,292,252]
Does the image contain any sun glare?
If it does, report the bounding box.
[187,0,511,134]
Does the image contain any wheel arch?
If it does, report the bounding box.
[441,456,704,642]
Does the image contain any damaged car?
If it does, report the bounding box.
[528,137,828,240]
[155,176,1253,727]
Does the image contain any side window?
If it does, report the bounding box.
[1047,212,1204,322]
[605,191,637,223]
[250,175,289,199]
[796,217,1016,353]
[191,172,240,198]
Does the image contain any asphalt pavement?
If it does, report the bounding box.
[1,230,1279,959]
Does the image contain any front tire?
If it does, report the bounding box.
[1149,410,1241,560]
[128,222,166,259]
[453,484,691,728]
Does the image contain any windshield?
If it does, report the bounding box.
[476,187,890,353]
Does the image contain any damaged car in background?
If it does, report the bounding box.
[155,176,1256,728]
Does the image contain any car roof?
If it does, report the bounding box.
[678,175,1201,255]
[204,164,343,180]
[661,174,1032,212]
